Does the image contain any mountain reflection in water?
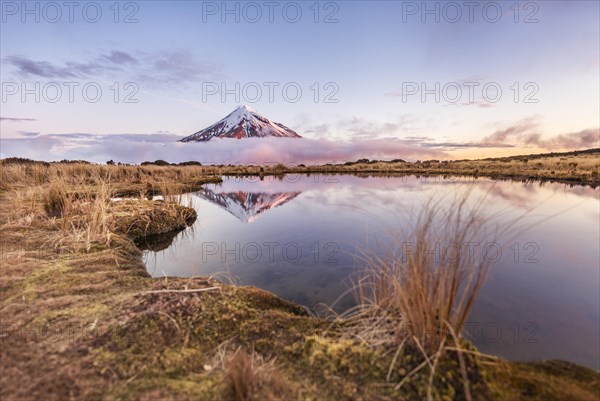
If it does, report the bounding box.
[144,175,600,369]
[193,187,301,223]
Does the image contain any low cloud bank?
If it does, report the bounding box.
[2,124,597,164]
[0,135,447,164]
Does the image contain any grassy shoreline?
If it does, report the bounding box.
[2,148,599,189]
[1,154,599,400]
[222,148,600,187]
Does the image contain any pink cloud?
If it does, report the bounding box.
[0,135,447,164]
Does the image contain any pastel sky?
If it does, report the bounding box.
[1,0,599,163]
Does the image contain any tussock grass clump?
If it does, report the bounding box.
[109,199,197,242]
[223,348,290,401]
[43,180,72,218]
[226,350,260,401]
[354,195,492,353]
[342,192,503,400]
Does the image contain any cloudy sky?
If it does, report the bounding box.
[1,1,598,163]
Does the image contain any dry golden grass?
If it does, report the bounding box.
[0,162,216,255]
[3,168,194,257]
[292,151,599,186]
[2,148,598,195]
[353,194,493,352]
[0,161,222,193]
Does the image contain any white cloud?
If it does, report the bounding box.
[0,135,447,164]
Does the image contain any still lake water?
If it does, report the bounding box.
[144,174,600,369]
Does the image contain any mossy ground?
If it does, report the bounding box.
[1,184,598,400]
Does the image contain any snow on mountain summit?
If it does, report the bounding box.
[193,187,301,223]
[179,105,301,142]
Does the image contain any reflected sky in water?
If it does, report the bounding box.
[145,175,599,369]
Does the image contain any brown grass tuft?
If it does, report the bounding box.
[352,193,494,353]
[43,180,72,219]
[223,348,289,401]
[226,350,257,401]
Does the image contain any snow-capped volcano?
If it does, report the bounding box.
[193,187,301,223]
[179,105,301,142]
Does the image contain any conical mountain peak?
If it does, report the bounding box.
[180,106,301,142]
